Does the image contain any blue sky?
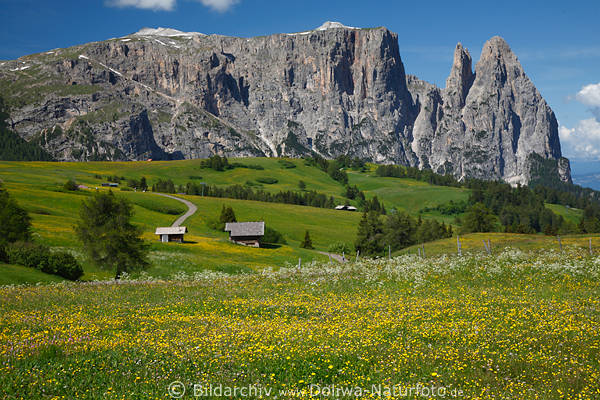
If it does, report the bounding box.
[1,0,599,171]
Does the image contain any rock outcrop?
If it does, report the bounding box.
[0,24,570,184]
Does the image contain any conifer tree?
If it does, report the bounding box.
[300,230,314,249]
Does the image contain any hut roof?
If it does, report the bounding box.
[225,222,265,237]
[155,227,188,235]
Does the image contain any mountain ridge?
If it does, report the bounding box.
[0,22,571,185]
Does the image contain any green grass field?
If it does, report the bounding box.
[398,231,600,257]
[0,263,64,285]
[0,158,591,285]
[0,159,474,283]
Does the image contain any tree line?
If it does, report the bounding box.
[376,163,600,234]
[355,209,452,257]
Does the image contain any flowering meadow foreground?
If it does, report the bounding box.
[1,249,599,399]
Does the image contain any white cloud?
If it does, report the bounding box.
[106,0,239,12]
[560,119,600,160]
[107,0,176,11]
[576,82,600,121]
[196,0,239,12]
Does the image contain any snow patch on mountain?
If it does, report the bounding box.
[315,21,357,31]
[132,27,204,37]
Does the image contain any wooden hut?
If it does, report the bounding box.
[224,222,265,247]
[155,226,187,243]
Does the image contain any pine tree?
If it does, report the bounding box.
[0,183,32,247]
[300,230,314,249]
[354,210,384,256]
[219,205,237,225]
[75,191,149,279]
[140,176,148,191]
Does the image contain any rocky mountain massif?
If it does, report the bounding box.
[0,22,571,184]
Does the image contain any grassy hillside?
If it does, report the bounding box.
[545,203,583,225]
[0,158,590,284]
[0,263,64,285]
[398,231,600,257]
[1,250,598,399]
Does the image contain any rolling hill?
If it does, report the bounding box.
[0,157,591,284]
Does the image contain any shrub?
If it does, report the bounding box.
[120,187,133,191]
[278,160,296,169]
[256,177,278,184]
[244,180,263,187]
[48,252,84,281]
[262,226,287,245]
[6,241,50,271]
[5,242,83,280]
[189,175,203,180]
[63,179,78,191]
[247,164,264,170]
[328,242,351,254]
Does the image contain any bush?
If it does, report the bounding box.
[244,180,263,187]
[278,160,296,169]
[189,175,203,180]
[327,242,351,254]
[6,241,50,270]
[48,252,84,281]
[63,179,78,191]
[5,242,83,280]
[256,177,278,184]
[120,187,133,191]
[247,164,265,170]
[262,226,287,244]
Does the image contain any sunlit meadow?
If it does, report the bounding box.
[1,248,599,399]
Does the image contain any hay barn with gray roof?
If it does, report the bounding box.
[225,222,265,247]
[155,226,187,243]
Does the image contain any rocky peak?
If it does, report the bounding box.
[445,43,474,107]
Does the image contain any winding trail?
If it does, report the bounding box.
[153,193,198,227]
[317,251,346,263]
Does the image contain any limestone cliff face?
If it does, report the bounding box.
[0,24,570,184]
[408,37,570,184]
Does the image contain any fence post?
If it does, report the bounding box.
[356,250,360,262]
[557,236,562,252]
[298,257,301,269]
[418,247,421,257]
[328,254,332,263]
[488,239,492,254]
[590,238,593,256]
[483,240,491,255]
[457,235,462,256]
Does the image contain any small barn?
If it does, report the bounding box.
[225,222,265,247]
[155,226,188,243]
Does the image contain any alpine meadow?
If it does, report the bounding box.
[1,3,600,399]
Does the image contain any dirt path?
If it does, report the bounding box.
[153,193,198,227]
[317,251,346,263]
